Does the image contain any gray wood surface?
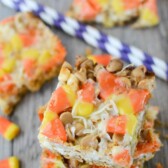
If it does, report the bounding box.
[0,0,168,167]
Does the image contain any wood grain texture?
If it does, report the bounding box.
[0,0,168,167]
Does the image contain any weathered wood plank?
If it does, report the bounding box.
[0,0,168,167]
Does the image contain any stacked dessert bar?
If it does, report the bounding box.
[38,56,161,168]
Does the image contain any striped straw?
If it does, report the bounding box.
[1,0,168,81]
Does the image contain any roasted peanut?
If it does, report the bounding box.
[138,78,155,92]
[87,71,95,80]
[74,68,87,83]
[74,122,84,136]
[58,62,72,82]
[66,126,75,142]
[131,65,146,80]
[64,62,73,71]
[130,77,139,87]
[68,159,79,168]
[60,112,73,125]
[80,59,94,70]
[106,59,123,72]
[67,74,79,92]
[94,64,104,76]
[118,77,131,87]
[116,69,130,77]
[80,134,98,149]
[76,57,87,68]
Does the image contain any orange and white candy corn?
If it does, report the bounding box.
[0,156,19,168]
[0,116,20,141]
[87,54,112,66]
[134,0,159,28]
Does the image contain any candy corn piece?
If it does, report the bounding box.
[38,55,161,168]
[0,12,66,115]
[0,116,20,141]
[134,0,159,28]
[67,0,102,21]
[87,54,112,66]
[0,156,19,168]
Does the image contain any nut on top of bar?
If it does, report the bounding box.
[0,12,66,114]
[38,55,159,168]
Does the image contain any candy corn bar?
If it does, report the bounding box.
[0,12,66,114]
[38,56,160,167]
[67,0,159,28]
[0,116,20,141]
[0,156,19,168]
[39,104,161,168]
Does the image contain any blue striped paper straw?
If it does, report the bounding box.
[1,0,168,81]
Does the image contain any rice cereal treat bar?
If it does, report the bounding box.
[0,12,66,114]
[39,104,161,168]
[67,0,159,28]
[38,56,160,168]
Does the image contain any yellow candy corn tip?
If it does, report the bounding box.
[11,34,23,51]
[3,44,13,56]
[126,114,137,136]
[44,110,57,121]
[21,49,39,60]
[41,110,57,129]
[4,124,20,141]
[9,157,20,168]
[0,69,6,78]
[141,9,159,25]
[115,95,134,115]
[112,94,137,136]
[2,59,16,73]
[38,50,51,65]
[97,0,108,6]
[75,100,94,118]
[62,85,77,106]
[87,55,96,64]
[111,0,124,13]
